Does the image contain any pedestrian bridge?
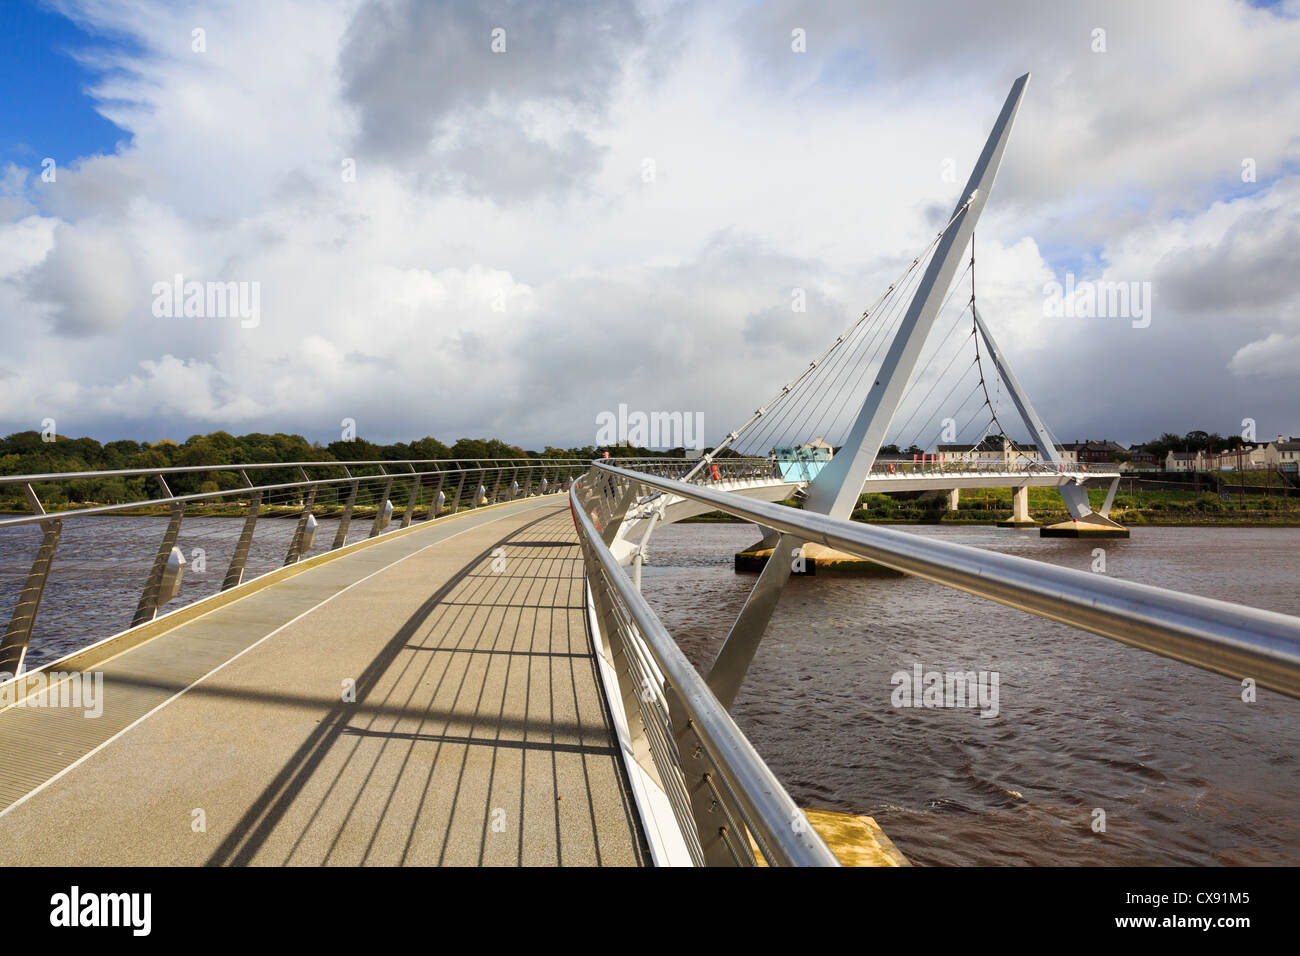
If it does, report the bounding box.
[0,460,908,867]
[607,456,1122,559]
[0,495,652,866]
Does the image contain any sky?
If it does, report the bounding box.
[0,0,1298,450]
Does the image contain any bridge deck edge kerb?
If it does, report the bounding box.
[0,494,567,712]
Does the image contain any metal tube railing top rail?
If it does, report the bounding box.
[866,461,1115,475]
[0,458,586,487]
[602,457,779,483]
[0,459,585,674]
[570,477,838,866]
[602,457,1114,483]
[594,462,1300,701]
[0,460,585,531]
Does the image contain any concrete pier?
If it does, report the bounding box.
[750,809,910,867]
[1040,513,1131,538]
[734,540,904,576]
[997,485,1037,527]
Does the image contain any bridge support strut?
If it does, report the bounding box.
[706,74,1033,710]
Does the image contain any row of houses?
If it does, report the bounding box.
[779,435,1300,472]
[903,436,1300,472]
[932,438,1127,466]
[1164,437,1300,472]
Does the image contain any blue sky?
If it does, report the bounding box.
[0,0,130,174]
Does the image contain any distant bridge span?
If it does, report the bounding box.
[604,457,1122,564]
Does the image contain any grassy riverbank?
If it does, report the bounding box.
[682,487,1300,528]
[9,487,1298,528]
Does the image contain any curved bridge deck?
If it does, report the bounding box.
[0,498,647,866]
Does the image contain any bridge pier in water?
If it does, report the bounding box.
[1040,513,1131,537]
[734,539,904,576]
[997,485,1037,528]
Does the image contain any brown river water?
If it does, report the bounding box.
[2,516,1296,865]
[639,522,1300,866]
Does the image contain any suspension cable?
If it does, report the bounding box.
[682,196,977,480]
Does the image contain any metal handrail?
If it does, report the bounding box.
[0,458,585,487]
[868,460,1115,475]
[0,460,586,530]
[570,479,838,866]
[594,461,1300,700]
[0,459,586,673]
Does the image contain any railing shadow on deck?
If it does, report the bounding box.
[196,511,646,867]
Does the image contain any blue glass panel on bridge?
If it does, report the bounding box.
[776,460,826,482]
[773,446,830,483]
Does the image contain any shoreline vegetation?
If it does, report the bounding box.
[682,486,1300,528]
[0,428,670,516]
[4,429,1298,529]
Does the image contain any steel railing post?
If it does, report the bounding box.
[370,475,394,537]
[132,503,185,628]
[451,470,467,514]
[427,470,446,519]
[472,468,487,508]
[601,479,641,548]
[332,480,359,549]
[401,467,420,528]
[284,484,318,564]
[0,484,61,675]
[223,489,263,589]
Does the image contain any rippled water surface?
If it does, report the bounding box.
[639,522,1300,866]
[0,514,375,667]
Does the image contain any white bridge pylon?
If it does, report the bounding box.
[609,73,1123,708]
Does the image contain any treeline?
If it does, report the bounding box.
[1132,430,1249,459]
[0,430,680,507]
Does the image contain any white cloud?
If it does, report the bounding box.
[3,0,1300,447]
[1230,332,1300,378]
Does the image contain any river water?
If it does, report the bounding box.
[2,515,1296,864]
[0,515,368,667]
[639,522,1300,866]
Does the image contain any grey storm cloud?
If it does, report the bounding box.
[26,222,142,337]
[433,119,605,200]
[500,233,881,448]
[339,0,643,197]
[1154,203,1300,316]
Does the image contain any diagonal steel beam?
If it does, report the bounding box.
[707,74,1032,709]
[971,303,1092,520]
[806,73,1031,520]
[707,532,799,709]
